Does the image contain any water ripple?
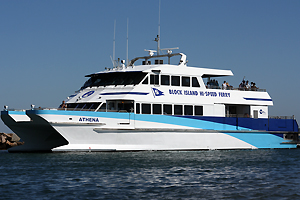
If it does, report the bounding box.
[1,149,300,199]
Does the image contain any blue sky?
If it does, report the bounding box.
[1,0,300,132]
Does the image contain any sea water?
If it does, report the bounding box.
[1,149,300,199]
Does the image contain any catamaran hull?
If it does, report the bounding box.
[52,127,297,151]
[1,111,68,152]
[1,110,297,152]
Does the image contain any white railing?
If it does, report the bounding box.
[207,86,266,92]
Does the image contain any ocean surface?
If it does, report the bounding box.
[1,149,300,200]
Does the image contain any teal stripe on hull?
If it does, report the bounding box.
[24,110,248,131]
[226,132,296,149]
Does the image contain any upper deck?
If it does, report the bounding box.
[86,53,233,79]
[64,53,272,119]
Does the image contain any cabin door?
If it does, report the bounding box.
[107,100,135,129]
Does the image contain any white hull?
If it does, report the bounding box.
[51,126,257,151]
[2,110,297,152]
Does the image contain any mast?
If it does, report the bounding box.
[157,0,161,55]
[113,20,116,67]
[126,18,129,66]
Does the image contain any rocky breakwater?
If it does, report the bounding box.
[0,133,24,150]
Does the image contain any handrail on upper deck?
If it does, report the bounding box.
[206,85,266,92]
[128,53,185,66]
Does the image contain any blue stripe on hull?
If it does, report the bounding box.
[22,110,298,132]
[1,110,26,115]
[178,116,299,132]
[225,132,296,149]
[2,110,297,150]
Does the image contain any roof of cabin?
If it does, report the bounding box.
[86,64,233,78]
[86,53,233,78]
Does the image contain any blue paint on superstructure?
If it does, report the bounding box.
[243,97,272,101]
[100,92,149,95]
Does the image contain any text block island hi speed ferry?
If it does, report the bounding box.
[1,51,299,152]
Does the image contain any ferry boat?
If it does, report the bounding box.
[1,51,299,152]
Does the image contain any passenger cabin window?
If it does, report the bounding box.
[174,105,183,115]
[153,104,162,114]
[150,74,159,85]
[161,75,170,85]
[192,77,200,87]
[107,101,116,112]
[184,105,193,115]
[107,100,134,112]
[137,103,203,117]
[195,106,203,116]
[182,76,190,87]
[98,103,106,112]
[171,76,180,86]
[142,76,148,84]
[163,104,172,115]
[136,103,140,114]
[142,104,151,114]
[66,102,101,111]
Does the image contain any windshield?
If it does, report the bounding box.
[81,72,147,89]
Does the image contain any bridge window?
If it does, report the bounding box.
[81,72,146,89]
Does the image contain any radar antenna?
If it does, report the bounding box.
[144,49,157,56]
[161,47,179,64]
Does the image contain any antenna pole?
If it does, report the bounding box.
[113,20,116,67]
[126,18,129,66]
[157,0,161,55]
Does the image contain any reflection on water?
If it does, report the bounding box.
[1,149,300,199]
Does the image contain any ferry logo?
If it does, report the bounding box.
[82,91,95,98]
[151,88,164,98]
[259,109,266,115]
